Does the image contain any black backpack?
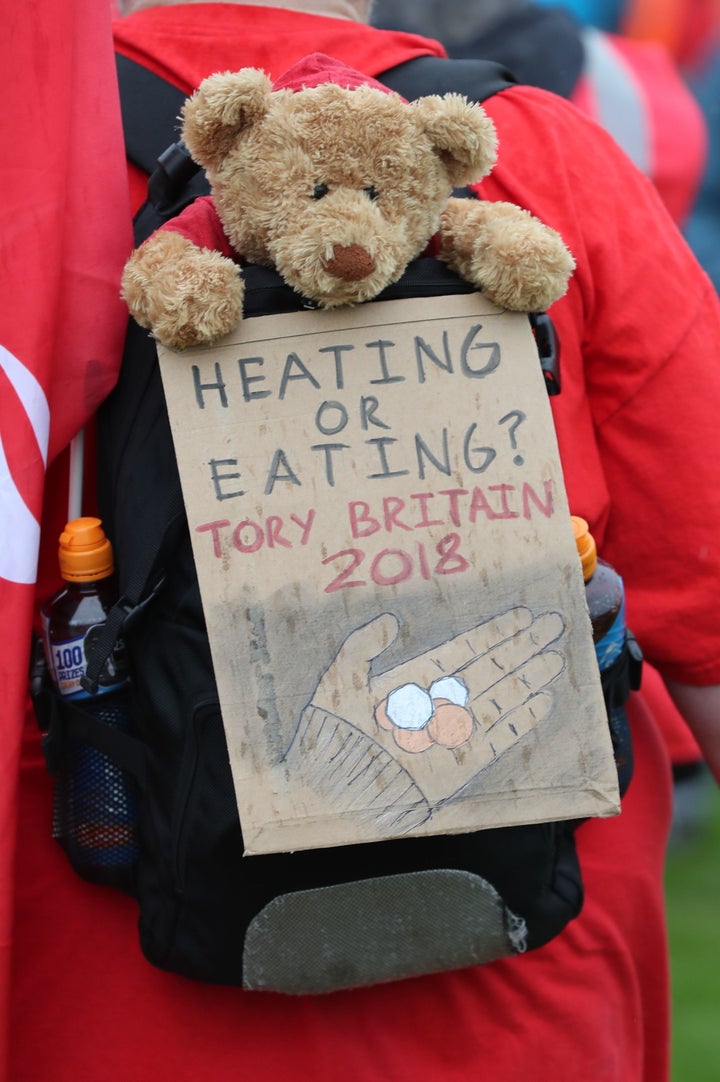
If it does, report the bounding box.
[34,54,638,993]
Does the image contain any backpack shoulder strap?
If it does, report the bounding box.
[116,53,209,242]
[116,52,187,174]
[379,55,517,102]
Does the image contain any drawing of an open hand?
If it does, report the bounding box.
[284,606,566,832]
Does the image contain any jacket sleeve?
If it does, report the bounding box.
[479,85,720,684]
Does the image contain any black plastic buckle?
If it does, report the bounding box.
[148,141,207,219]
[80,573,167,695]
[529,311,561,396]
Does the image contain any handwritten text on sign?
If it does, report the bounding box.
[158,293,618,854]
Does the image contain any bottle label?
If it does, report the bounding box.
[595,597,626,671]
[41,616,128,699]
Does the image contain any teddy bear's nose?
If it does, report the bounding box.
[323,244,376,282]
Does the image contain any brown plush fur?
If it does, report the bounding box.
[122,67,575,349]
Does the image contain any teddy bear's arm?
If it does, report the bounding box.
[121,230,245,350]
[437,197,575,313]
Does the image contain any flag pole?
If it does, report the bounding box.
[68,429,85,521]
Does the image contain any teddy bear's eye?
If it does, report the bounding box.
[312,183,329,200]
[364,186,379,201]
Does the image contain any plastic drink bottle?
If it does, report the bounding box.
[40,517,139,881]
[571,515,635,793]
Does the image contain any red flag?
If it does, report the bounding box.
[0,1,132,1074]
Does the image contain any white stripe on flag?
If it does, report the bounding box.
[0,344,48,584]
[0,431,41,583]
[0,343,50,464]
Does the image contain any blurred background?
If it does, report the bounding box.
[372,0,720,288]
[666,770,720,1082]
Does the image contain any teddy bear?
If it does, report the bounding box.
[121,52,575,351]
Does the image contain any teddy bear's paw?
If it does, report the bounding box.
[121,232,245,349]
[472,215,575,312]
[439,199,575,312]
[150,258,245,350]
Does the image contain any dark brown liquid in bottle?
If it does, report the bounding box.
[584,559,624,642]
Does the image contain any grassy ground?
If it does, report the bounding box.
[665,771,720,1081]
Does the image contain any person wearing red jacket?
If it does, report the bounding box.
[9,3,720,1081]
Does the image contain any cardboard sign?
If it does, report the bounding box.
[158,292,620,855]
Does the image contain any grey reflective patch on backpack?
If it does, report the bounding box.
[242,868,527,993]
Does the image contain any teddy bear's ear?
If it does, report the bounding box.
[181,68,274,170]
[413,94,499,187]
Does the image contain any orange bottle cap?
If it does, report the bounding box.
[571,515,597,580]
[58,517,115,582]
